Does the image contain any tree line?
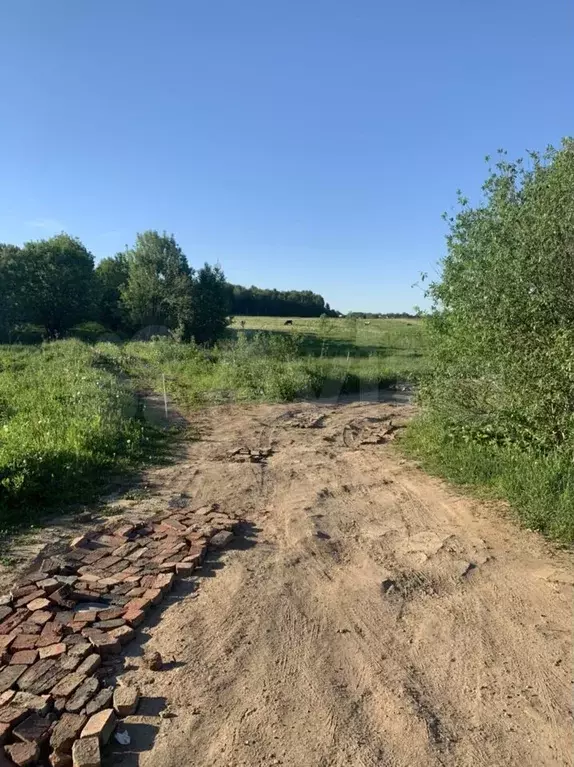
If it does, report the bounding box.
[346,311,418,320]
[226,284,338,317]
[0,230,339,344]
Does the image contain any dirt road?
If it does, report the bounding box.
[111,400,572,767]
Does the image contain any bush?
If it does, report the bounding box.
[414,139,574,540]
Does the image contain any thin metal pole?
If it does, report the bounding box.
[162,373,168,419]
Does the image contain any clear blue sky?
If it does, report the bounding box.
[0,1,572,313]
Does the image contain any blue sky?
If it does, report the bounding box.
[0,1,571,313]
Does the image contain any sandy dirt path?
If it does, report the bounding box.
[109,400,572,767]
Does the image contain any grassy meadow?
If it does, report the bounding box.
[231,315,428,386]
[0,340,155,530]
[0,317,428,526]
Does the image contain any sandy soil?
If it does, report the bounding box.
[93,399,572,767]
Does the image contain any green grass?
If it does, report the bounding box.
[108,317,429,409]
[0,340,157,531]
[231,316,429,386]
[0,319,428,527]
[402,413,574,543]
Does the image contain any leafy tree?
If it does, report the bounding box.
[17,234,95,338]
[424,139,574,452]
[227,284,336,317]
[0,244,22,342]
[95,254,130,332]
[189,263,231,344]
[121,231,193,333]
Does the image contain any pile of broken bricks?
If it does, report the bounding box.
[0,503,238,766]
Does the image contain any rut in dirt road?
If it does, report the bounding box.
[111,401,573,767]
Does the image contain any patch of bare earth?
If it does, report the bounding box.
[109,401,572,767]
[4,400,573,766]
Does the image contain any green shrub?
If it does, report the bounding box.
[412,139,574,541]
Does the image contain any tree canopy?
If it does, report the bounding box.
[0,230,343,344]
[424,139,574,453]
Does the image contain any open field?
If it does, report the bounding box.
[231,315,428,377]
[0,321,428,528]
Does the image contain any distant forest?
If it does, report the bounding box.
[227,284,338,317]
[346,311,419,320]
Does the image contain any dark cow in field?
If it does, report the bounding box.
[284,320,293,326]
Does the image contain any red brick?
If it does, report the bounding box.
[50,751,73,767]
[122,609,144,628]
[28,611,52,627]
[28,597,52,613]
[126,587,146,598]
[96,534,125,548]
[95,557,120,571]
[36,578,59,594]
[9,650,38,666]
[113,686,139,717]
[11,692,51,715]
[115,524,136,538]
[96,619,125,630]
[175,562,195,577]
[76,655,100,676]
[11,636,38,652]
[85,687,113,716]
[0,721,9,744]
[70,535,90,549]
[126,547,149,562]
[74,611,98,624]
[0,691,15,707]
[14,590,45,609]
[113,542,139,559]
[95,608,123,622]
[16,659,71,695]
[153,573,174,594]
[107,626,134,645]
[72,735,100,767]
[0,706,29,725]
[35,632,63,649]
[0,610,28,635]
[0,665,27,693]
[0,636,15,654]
[12,712,52,742]
[49,589,75,610]
[67,643,91,660]
[65,678,99,713]
[80,708,116,744]
[39,622,63,641]
[78,574,100,585]
[38,643,66,660]
[5,740,40,765]
[50,673,87,698]
[87,635,120,656]
[81,550,107,566]
[50,712,87,754]
[0,608,12,625]
[13,622,41,636]
[143,589,162,606]
[124,597,152,613]
[10,586,36,600]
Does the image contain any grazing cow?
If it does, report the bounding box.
[364,321,370,325]
[284,320,293,326]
